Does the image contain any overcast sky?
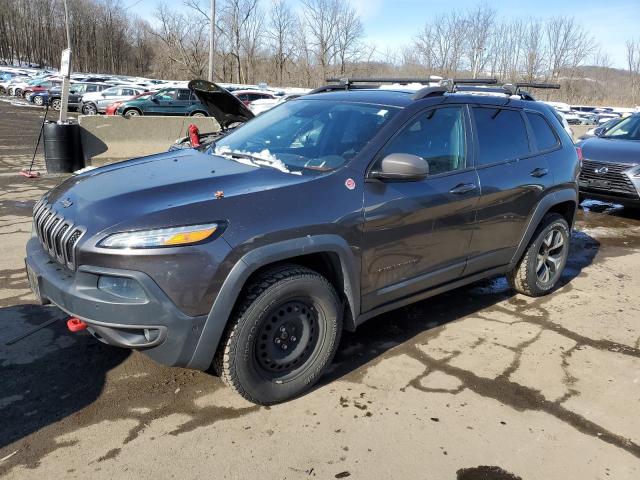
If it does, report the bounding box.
[125,0,639,69]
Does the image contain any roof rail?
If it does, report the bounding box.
[325,77,441,86]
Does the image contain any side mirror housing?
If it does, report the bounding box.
[370,153,429,181]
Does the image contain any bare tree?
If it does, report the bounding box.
[465,2,495,77]
[546,16,595,79]
[267,0,295,85]
[152,4,208,79]
[627,39,640,106]
[300,0,341,82]
[413,12,466,77]
[335,1,364,75]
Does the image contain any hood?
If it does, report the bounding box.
[44,149,307,237]
[579,137,640,166]
[188,80,254,129]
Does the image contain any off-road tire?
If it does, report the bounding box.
[507,213,570,297]
[214,264,342,405]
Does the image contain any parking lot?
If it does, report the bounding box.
[1,100,640,479]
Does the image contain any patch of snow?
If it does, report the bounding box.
[214,146,301,175]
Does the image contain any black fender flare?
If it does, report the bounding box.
[187,234,360,370]
[509,187,578,267]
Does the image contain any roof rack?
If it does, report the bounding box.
[310,77,560,102]
[326,77,442,86]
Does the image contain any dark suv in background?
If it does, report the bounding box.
[48,82,110,111]
[25,79,579,405]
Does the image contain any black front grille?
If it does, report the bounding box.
[579,159,639,198]
[32,199,84,269]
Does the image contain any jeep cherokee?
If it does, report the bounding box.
[25,79,580,405]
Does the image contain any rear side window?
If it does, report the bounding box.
[526,112,559,151]
[177,89,191,101]
[473,107,529,166]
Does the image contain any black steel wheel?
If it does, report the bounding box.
[215,265,342,405]
[255,299,319,377]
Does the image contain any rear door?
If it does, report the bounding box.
[171,89,193,115]
[465,106,554,274]
[361,105,480,311]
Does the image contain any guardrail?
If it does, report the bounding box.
[78,115,220,166]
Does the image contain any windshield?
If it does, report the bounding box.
[213,99,398,173]
[601,115,640,140]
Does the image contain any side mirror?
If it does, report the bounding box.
[594,127,605,137]
[151,96,159,103]
[370,153,429,181]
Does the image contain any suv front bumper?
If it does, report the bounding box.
[25,237,207,368]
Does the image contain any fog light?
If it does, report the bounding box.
[97,275,147,301]
[143,328,160,343]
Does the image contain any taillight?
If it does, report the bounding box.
[575,146,583,169]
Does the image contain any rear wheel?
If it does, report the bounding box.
[33,95,44,106]
[190,111,207,117]
[51,98,61,111]
[507,213,570,297]
[14,88,22,97]
[215,265,342,405]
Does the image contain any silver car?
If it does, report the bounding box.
[80,85,145,115]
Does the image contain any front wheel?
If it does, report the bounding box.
[190,111,207,117]
[215,265,342,405]
[33,95,44,106]
[124,108,141,117]
[507,213,570,297]
[82,103,97,115]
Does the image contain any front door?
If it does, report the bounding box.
[361,105,480,312]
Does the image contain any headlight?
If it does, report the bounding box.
[98,223,219,249]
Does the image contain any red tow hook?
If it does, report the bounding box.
[188,124,201,148]
[67,317,88,332]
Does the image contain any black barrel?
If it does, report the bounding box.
[43,121,84,173]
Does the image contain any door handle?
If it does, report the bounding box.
[530,167,549,178]
[449,183,477,194]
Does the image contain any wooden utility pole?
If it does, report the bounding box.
[208,0,216,82]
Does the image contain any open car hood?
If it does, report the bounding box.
[188,79,254,129]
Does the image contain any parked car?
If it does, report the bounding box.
[115,87,209,117]
[26,79,579,405]
[170,80,255,148]
[105,91,156,115]
[3,76,31,96]
[249,93,302,115]
[80,85,146,114]
[577,113,640,206]
[233,89,277,106]
[48,82,111,111]
[22,78,62,98]
[580,116,625,139]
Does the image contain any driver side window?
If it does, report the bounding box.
[380,106,466,175]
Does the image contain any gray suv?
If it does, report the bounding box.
[25,79,580,404]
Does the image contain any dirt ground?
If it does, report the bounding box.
[1,99,639,480]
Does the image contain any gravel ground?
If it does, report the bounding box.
[0,100,639,480]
